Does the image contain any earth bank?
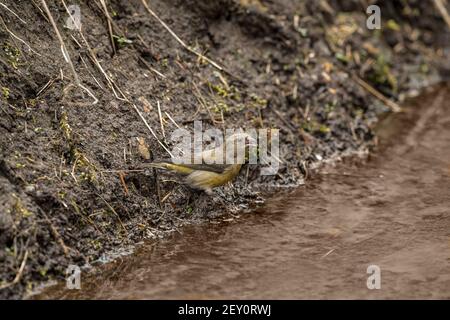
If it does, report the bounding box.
[0,0,448,298]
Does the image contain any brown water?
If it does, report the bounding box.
[37,86,450,299]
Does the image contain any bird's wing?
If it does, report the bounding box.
[167,163,230,174]
[150,157,231,174]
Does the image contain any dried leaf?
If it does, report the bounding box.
[138,96,152,113]
[137,137,151,160]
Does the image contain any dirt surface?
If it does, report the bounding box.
[35,85,450,299]
[0,1,449,298]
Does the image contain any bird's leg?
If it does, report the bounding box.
[214,188,228,201]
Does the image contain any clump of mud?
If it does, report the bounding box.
[0,0,448,298]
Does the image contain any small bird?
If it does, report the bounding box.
[147,132,257,194]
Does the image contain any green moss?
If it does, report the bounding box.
[58,190,67,199]
[90,239,102,250]
[318,125,331,134]
[12,195,33,218]
[386,19,400,31]
[212,101,229,114]
[335,52,349,64]
[59,111,97,183]
[325,101,336,114]
[2,86,10,100]
[2,42,21,69]
[302,120,331,135]
[5,246,16,257]
[59,111,72,141]
[297,28,308,37]
[113,35,132,48]
[249,93,267,108]
[28,99,37,107]
[39,268,48,277]
[211,84,229,98]
[161,58,169,68]
[73,149,98,183]
[420,63,429,74]
[210,83,242,101]
[15,163,26,169]
[369,54,398,93]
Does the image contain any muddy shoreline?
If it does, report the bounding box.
[1,1,449,299]
[36,85,450,299]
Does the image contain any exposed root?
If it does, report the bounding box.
[0,250,29,290]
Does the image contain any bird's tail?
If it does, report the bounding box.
[143,162,171,170]
[143,161,195,175]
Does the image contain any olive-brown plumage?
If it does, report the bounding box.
[147,133,256,194]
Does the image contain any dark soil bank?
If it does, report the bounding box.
[0,1,449,298]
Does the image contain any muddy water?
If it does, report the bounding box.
[37,86,450,299]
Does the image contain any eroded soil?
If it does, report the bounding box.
[0,0,449,298]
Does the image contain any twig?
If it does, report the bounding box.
[0,250,29,290]
[62,0,173,157]
[154,168,162,208]
[164,111,182,129]
[161,190,173,203]
[41,210,70,256]
[40,0,79,85]
[31,0,49,22]
[434,0,450,30]
[132,103,174,157]
[269,106,298,133]
[79,53,105,90]
[352,75,402,113]
[100,169,146,173]
[140,0,226,73]
[0,2,27,24]
[245,164,250,186]
[138,56,166,79]
[98,0,117,55]
[321,248,335,259]
[41,0,98,104]
[157,100,166,139]
[62,0,171,156]
[192,82,218,124]
[36,77,56,97]
[78,83,99,104]
[97,193,128,234]
[0,14,40,56]
[118,171,129,196]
